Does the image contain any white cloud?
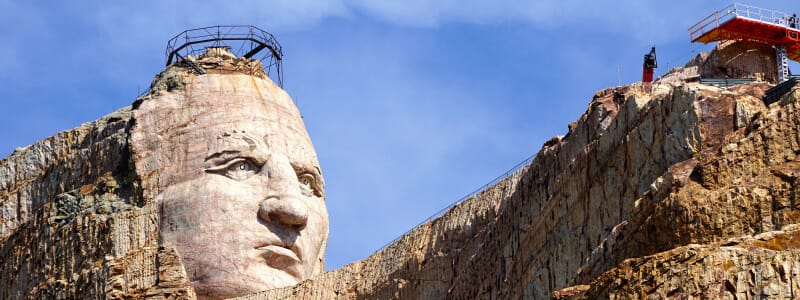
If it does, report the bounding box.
[10,1,710,53]
[343,0,709,42]
[3,1,780,51]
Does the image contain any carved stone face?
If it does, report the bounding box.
[136,74,328,299]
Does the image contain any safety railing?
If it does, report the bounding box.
[699,77,757,88]
[690,3,791,41]
[165,25,284,86]
[728,3,790,25]
[375,152,537,251]
[764,75,800,105]
[690,5,733,41]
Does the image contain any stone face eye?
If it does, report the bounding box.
[297,173,320,196]
[298,174,314,187]
[206,158,260,181]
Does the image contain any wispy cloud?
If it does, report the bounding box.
[2,1,711,54]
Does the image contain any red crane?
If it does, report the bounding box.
[689,3,800,82]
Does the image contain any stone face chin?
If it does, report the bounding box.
[131,72,329,298]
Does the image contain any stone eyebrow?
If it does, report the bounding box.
[204,150,246,162]
[204,148,266,167]
[290,161,320,176]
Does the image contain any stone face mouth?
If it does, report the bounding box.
[255,242,303,275]
[256,244,300,261]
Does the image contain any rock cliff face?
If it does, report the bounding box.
[246,47,800,298]
[2,42,800,299]
[0,107,159,299]
[245,83,797,299]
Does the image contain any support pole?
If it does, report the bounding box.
[776,45,789,83]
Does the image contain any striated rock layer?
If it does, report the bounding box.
[2,41,800,299]
[249,82,800,298]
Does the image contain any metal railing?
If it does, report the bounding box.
[764,75,800,105]
[699,77,758,88]
[165,25,284,86]
[375,152,537,251]
[690,3,791,41]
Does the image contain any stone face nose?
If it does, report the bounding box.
[258,196,309,227]
[257,157,309,228]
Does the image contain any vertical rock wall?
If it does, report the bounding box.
[559,84,800,298]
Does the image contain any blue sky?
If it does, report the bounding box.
[2,1,798,270]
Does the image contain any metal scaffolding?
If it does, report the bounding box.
[165,25,284,86]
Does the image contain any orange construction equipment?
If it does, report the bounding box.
[642,47,657,83]
[689,3,800,82]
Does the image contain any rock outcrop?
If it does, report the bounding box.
[2,41,800,299]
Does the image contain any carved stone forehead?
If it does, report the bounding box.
[209,131,262,154]
[208,130,317,162]
[133,74,321,188]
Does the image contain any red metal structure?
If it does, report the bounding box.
[642,47,657,83]
[689,3,800,82]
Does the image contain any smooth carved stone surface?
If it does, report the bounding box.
[131,72,328,299]
[698,41,778,83]
[660,41,778,84]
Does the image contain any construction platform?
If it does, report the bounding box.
[689,3,800,61]
[164,25,284,86]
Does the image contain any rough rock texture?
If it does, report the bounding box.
[0,107,193,298]
[249,72,800,298]
[2,41,800,299]
[554,83,800,299]
[565,227,800,299]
